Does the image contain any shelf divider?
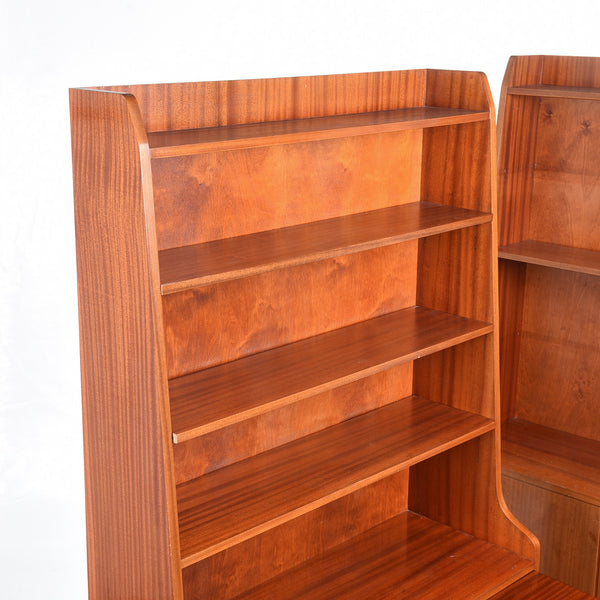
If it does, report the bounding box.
[508,84,600,101]
[498,240,600,276]
[160,201,491,294]
[177,397,495,567]
[169,306,493,442]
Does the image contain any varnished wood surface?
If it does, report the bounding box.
[176,397,495,566]
[499,241,600,277]
[230,512,532,600]
[148,106,488,157]
[70,89,182,598]
[169,306,493,442]
[159,201,491,293]
[182,474,409,599]
[508,85,600,100]
[490,572,595,600]
[502,419,600,506]
[502,476,600,595]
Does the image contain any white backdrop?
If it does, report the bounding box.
[1,0,599,597]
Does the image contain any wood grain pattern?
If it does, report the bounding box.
[70,89,182,599]
[169,306,493,442]
[502,420,600,506]
[101,70,428,132]
[181,474,409,599]
[515,266,600,442]
[509,85,600,100]
[490,572,595,600]
[148,106,488,157]
[159,201,491,292]
[502,476,600,595]
[176,397,495,566]
[541,56,600,88]
[173,364,412,483]
[499,241,600,276]
[163,243,417,378]
[151,129,422,251]
[230,512,532,600]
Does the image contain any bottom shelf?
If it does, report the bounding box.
[231,512,533,600]
[489,572,595,600]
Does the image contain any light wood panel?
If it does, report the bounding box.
[231,512,532,600]
[176,397,495,566]
[151,130,422,250]
[159,201,491,292]
[499,241,600,276]
[169,306,493,442]
[503,477,600,595]
[181,473,409,600]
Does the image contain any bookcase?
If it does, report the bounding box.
[497,55,600,596]
[70,68,538,599]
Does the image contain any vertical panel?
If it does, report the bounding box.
[71,89,182,599]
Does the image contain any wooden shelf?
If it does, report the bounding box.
[148,106,489,158]
[490,572,595,600]
[508,84,600,101]
[169,306,493,442]
[499,240,600,276]
[502,419,600,507]
[160,202,491,294]
[177,397,495,566]
[231,512,531,600]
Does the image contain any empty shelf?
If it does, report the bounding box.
[508,85,600,101]
[177,398,495,566]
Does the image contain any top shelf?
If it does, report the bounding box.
[147,106,489,157]
[507,84,600,101]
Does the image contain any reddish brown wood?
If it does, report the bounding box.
[509,85,600,100]
[159,202,491,293]
[169,307,493,442]
[499,241,600,276]
[177,397,495,566]
[491,572,595,600]
[230,512,532,600]
[151,130,422,251]
[70,89,182,599]
[181,474,409,599]
[173,364,412,484]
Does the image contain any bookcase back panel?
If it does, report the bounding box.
[529,98,600,251]
[514,266,600,441]
[163,242,417,378]
[181,473,408,600]
[541,56,600,88]
[173,364,413,483]
[152,130,422,250]
[421,122,492,213]
[103,70,426,133]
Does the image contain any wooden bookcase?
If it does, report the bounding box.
[70,69,538,600]
[497,55,600,597]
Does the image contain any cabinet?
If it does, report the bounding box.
[497,55,600,596]
[71,69,538,599]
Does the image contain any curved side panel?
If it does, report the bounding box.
[70,89,182,599]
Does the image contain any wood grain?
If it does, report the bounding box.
[230,512,532,600]
[159,201,491,292]
[509,85,600,100]
[151,129,422,250]
[502,476,600,595]
[499,241,600,276]
[490,572,595,600]
[173,364,412,484]
[70,89,182,598]
[502,419,600,506]
[176,397,495,566]
[169,306,493,442]
[181,474,409,599]
[148,106,488,157]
